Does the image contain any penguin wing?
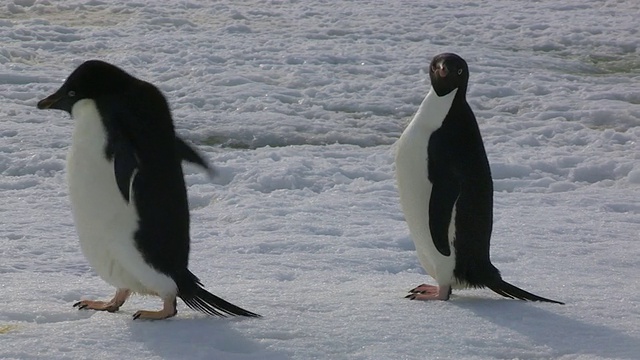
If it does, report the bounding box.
[427,129,460,257]
[175,136,215,177]
[428,176,459,257]
[113,137,139,203]
[112,136,210,203]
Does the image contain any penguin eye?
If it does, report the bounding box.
[68,90,76,97]
[457,69,463,75]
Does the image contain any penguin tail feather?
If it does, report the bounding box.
[487,279,564,305]
[180,284,261,318]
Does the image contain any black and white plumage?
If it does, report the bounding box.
[394,53,563,304]
[37,60,260,320]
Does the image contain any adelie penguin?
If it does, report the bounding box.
[37,60,260,320]
[394,53,563,304]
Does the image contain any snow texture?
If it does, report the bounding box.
[1,0,639,359]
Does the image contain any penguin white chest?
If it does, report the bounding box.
[394,89,460,286]
[66,100,174,295]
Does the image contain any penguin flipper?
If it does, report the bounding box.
[428,179,460,257]
[113,140,139,203]
[175,136,215,178]
[487,279,564,304]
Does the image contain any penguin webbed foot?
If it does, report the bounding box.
[408,283,436,294]
[73,300,120,312]
[74,288,131,313]
[405,284,451,301]
[132,297,178,320]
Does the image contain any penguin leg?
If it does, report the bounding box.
[73,288,131,312]
[405,285,451,300]
[132,297,177,320]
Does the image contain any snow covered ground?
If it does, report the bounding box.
[1,0,639,359]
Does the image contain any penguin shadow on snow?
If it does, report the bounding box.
[127,317,290,360]
[453,299,640,359]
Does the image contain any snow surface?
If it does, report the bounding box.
[1,0,639,359]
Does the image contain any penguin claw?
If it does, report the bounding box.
[73,301,88,310]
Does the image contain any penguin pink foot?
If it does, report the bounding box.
[74,288,131,312]
[405,284,451,300]
[132,297,178,320]
[409,284,438,293]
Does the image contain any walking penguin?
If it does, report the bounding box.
[38,60,261,319]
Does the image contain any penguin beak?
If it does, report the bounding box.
[37,93,63,110]
[433,62,449,78]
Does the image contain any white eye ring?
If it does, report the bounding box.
[457,69,463,75]
[68,90,76,97]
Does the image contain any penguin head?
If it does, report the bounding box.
[428,53,469,97]
[37,60,135,114]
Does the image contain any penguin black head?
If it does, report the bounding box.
[428,53,469,97]
[37,60,136,114]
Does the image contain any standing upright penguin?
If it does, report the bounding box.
[394,53,562,304]
[37,60,260,320]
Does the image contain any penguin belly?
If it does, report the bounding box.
[395,131,458,287]
[395,89,461,288]
[67,100,177,297]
